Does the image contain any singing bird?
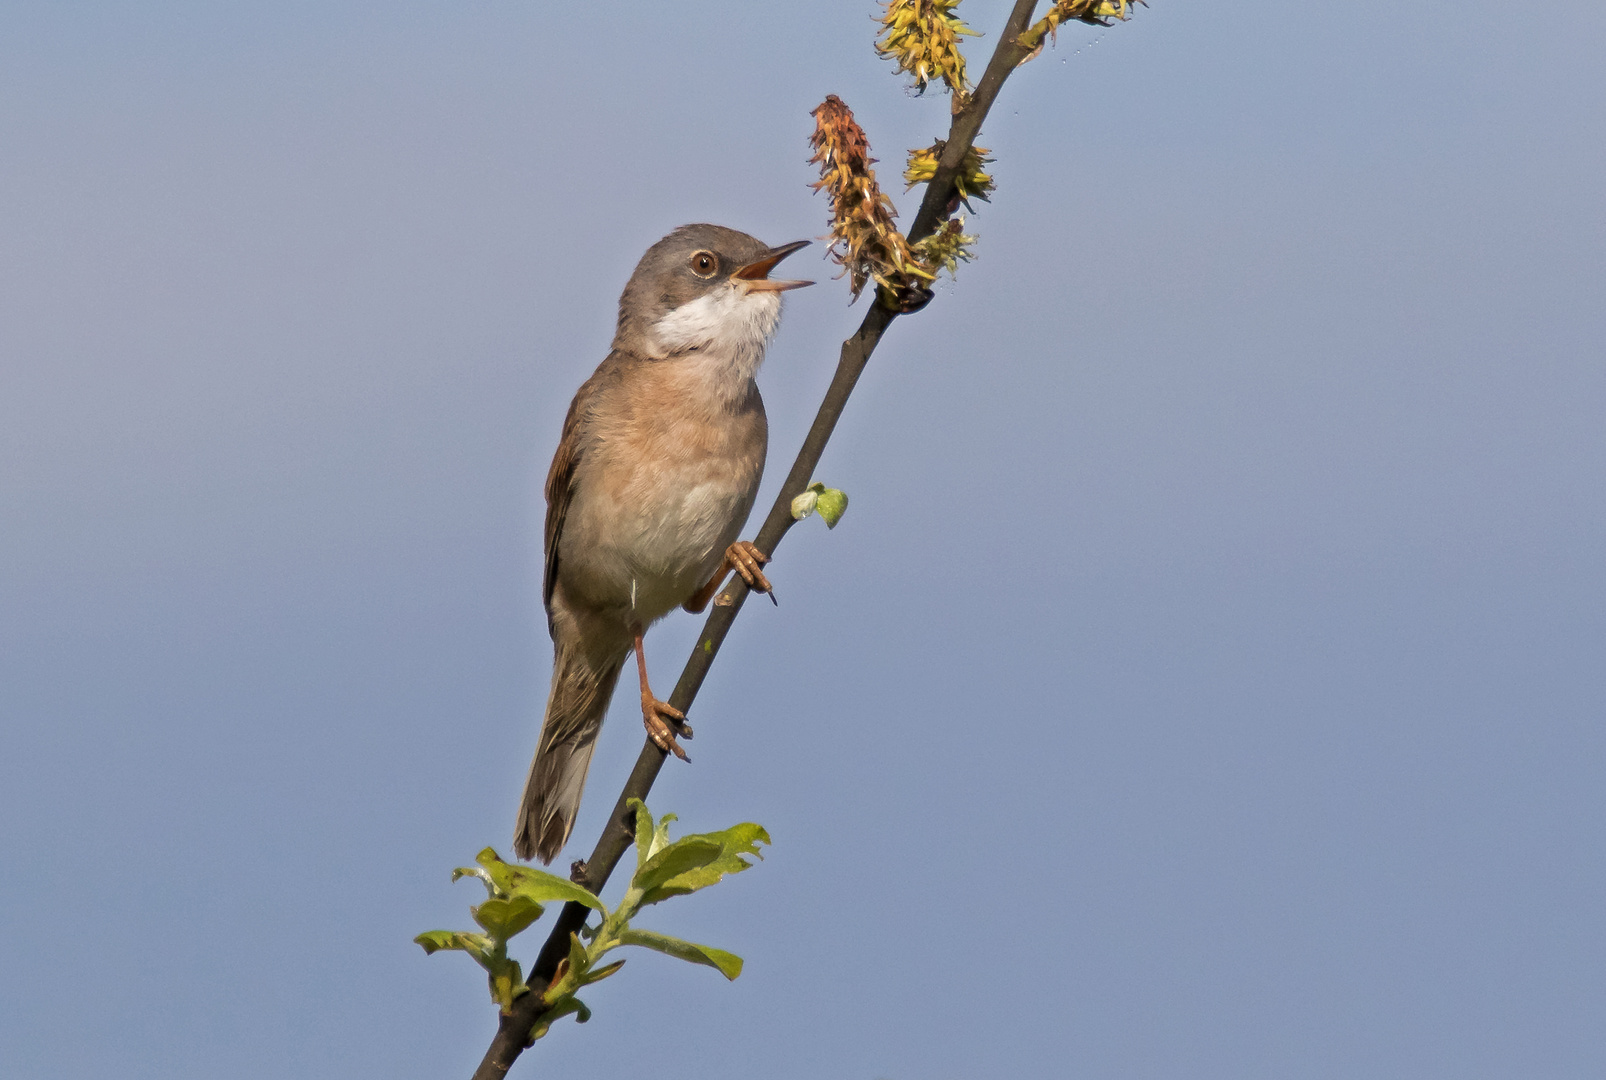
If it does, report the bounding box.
[514,224,812,864]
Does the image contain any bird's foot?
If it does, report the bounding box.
[642,691,693,762]
[726,540,776,605]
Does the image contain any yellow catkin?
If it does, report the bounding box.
[874,0,979,104]
[904,140,995,207]
[1019,0,1142,56]
[912,217,979,279]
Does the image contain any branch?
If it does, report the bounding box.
[469,2,1042,1074]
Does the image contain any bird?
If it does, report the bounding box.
[513,223,813,864]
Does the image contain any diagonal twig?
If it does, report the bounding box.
[470,2,1044,1074]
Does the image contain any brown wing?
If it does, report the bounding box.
[542,356,623,626]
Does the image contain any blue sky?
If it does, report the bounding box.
[3,2,1604,1077]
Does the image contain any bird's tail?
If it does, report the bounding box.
[514,639,628,864]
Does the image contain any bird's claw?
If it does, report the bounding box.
[642,692,692,761]
[726,540,776,605]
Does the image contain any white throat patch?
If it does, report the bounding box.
[649,285,783,386]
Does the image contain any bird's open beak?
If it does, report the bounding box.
[732,240,814,293]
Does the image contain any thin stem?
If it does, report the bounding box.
[470,3,1039,1074]
[909,0,1044,244]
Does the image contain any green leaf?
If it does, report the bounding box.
[632,836,723,896]
[814,487,849,528]
[413,930,496,963]
[637,822,770,906]
[489,956,526,1015]
[789,481,848,527]
[630,799,654,870]
[616,927,744,981]
[649,812,678,860]
[537,933,590,1007]
[474,848,605,913]
[627,800,682,868]
[415,930,528,1011]
[566,931,589,982]
[537,933,594,1014]
[451,865,498,897]
[581,959,626,986]
[527,994,591,1042]
[471,894,544,940]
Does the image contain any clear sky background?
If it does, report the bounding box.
[3,2,1603,1077]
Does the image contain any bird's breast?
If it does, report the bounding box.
[557,367,767,623]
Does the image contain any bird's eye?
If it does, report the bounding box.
[689,251,718,278]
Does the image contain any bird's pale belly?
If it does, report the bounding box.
[558,455,758,626]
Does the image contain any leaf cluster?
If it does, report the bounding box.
[790,482,849,529]
[415,801,768,1042]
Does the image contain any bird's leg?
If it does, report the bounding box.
[682,541,775,614]
[634,624,692,761]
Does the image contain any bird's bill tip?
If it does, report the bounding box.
[737,277,814,292]
[731,239,812,284]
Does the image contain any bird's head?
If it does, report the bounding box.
[613,224,812,363]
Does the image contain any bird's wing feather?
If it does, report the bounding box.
[543,354,624,626]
